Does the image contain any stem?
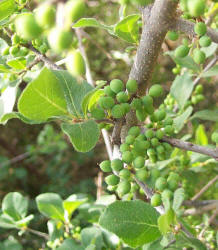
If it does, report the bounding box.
[25,228,49,240]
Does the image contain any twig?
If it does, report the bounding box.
[25,228,49,240]
[183,200,218,207]
[0,152,30,168]
[191,175,218,201]
[162,136,218,161]
[184,202,218,216]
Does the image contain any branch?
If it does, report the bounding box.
[171,18,218,44]
[25,228,49,240]
[191,175,218,201]
[183,200,218,207]
[162,136,218,161]
[184,201,218,216]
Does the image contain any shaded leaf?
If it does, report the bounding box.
[174,106,193,133]
[61,120,100,152]
[57,239,83,250]
[201,42,218,58]
[0,0,15,22]
[191,109,218,122]
[7,57,26,70]
[158,209,175,235]
[99,200,161,248]
[81,227,105,250]
[195,125,208,146]
[201,65,218,78]
[172,188,185,212]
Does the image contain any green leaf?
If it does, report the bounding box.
[170,72,194,109]
[52,70,93,118]
[201,42,218,58]
[57,239,83,250]
[63,194,87,218]
[172,188,185,212]
[143,238,164,250]
[36,193,65,221]
[81,227,105,250]
[174,106,193,133]
[99,200,161,248]
[15,214,34,228]
[18,67,68,122]
[47,220,64,241]
[0,237,23,250]
[7,57,26,70]
[0,0,15,22]
[0,64,13,73]
[190,109,218,122]
[201,65,218,78]
[158,209,175,235]
[73,18,113,33]
[114,14,140,43]
[0,213,18,229]
[61,120,100,152]
[2,192,28,221]
[166,51,200,71]
[195,125,208,146]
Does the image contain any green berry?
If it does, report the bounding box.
[121,103,131,114]
[66,50,86,77]
[111,104,125,118]
[35,3,55,28]
[126,79,138,94]
[119,169,131,180]
[147,148,156,157]
[133,156,145,169]
[142,95,153,106]
[65,0,86,24]
[136,134,146,141]
[211,132,218,143]
[199,35,211,47]
[151,138,159,147]
[168,179,179,191]
[167,172,180,182]
[188,0,206,17]
[120,143,130,153]
[154,110,166,121]
[167,31,179,41]
[99,160,112,172]
[135,169,149,182]
[145,129,154,139]
[196,94,205,102]
[155,177,167,191]
[91,108,105,119]
[11,34,20,44]
[122,151,133,164]
[117,180,131,197]
[134,140,150,152]
[156,130,164,139]
[10,46,19,56]
[105,174,120,186]
[125,135,135,145]
[195,84,203,94]
[110,79,124,93]
[104,86,116,97]
[131,98,142,110]
[149,84,164,98]
[175,45,189,58]
[163,142,172,152]
[151,193,162,207]
[161,189,173,200]
[116,91,129,103]
[193,49,206,64]
[164,117,173,126]
[111,159,123,172]
[164,125,174,136]
[49,28,73,52]
[15,13,42,40]
[156,145,165,154]
[194,22,207,36]
[128,126,141,137]
[136,108,147,122]
[98,96,115,109]
[150,169,161,180]
[19,47,28,56]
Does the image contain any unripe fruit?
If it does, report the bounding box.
[117,180,131,196]
[66,50,86,77]
[11,34,20,44]
[142,95,153,106]
[211,132,218,143]
[120,143,130,153]
[126,79,138,94]
[155,177,167,191]
[104,86,116,97]
[65,0,86,25]
[91,108,105,119]
[193,49,206,64]
[167,31,179,41]
[136,108,147,122]
[149,84,164,98]
[151,193,162,207]
[161,189,173,200]
[121,103,131,114]
[15,13,42,40]
[133,156,145,169]
[99,160,112,172]
[156,130,164,139]
[122,151,133,164]
[175,45,189,58]
[199,36,211,47]
[154,110,166,121]
[164,125,174,136]
[196,94,205,102]
[195,84,203,94]
[164,117,173,126]
[116,91,129,103]
[2,47,10,56]
[157,153,165,161]
[35,4,55,29]
[151,138,159,147]
[10,46,19,56]
[168,179,178,191]
[187,0,206,17]
[98,96,115,109]
[111,159,123,172]
[135,169,149,182]
[172,67,180,75]
[167,172,180,182]
[131,98,142,110]
[111,104,125,118]
[119,169,131,180]
[134,140,150,152]
[128,126,140,137]
[156,145,165,154]
[49,28,73,52]
[194,22,207,36]
[150,169,160,180]
[145,129,154,139]
[136,134,146,141]
[125,135,135,145]
[163,142,172,152]
[110,79,124,93]
[147,148,156,157]
[107,185,117,192]
[105,174,120,186]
